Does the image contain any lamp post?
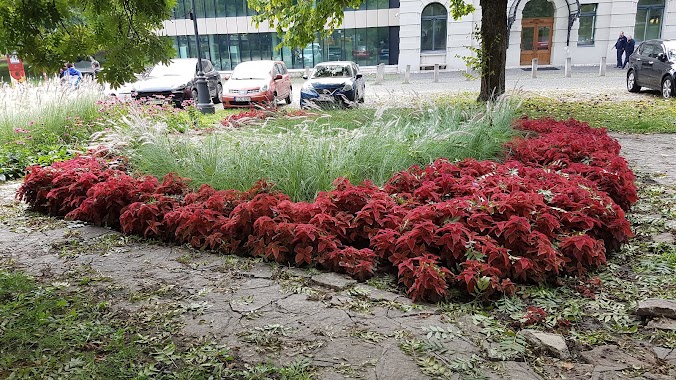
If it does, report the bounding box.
[189,0,215,114]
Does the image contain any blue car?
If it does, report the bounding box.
[300,61,365,109]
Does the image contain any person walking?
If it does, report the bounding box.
[63,63,82,88]
[613,31,628,68]
[623,35,635,69]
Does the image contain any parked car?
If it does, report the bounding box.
[300,61,365,109]
[626,39,676,99]
[221,60,292,108]
[73,59,102,78]
[131,58,223,105]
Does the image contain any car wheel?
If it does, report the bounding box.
[192,89,199,103]
[285,88,292,105]
[213,83,223,104]
[627,70,640,93]
[661,76,674,99]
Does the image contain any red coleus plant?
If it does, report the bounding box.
[17,117,636,302]
[398,254,452,302]
[521,306,548,327]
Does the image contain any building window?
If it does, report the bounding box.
[577,4,597,46]
[173,27,398,70]
[421,3,447,52]
[522,0,554,18]
[634,0,664,42]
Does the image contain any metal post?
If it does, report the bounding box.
[531,58,538,78]
[404,65,410,84]
[599,57,607,76]
[190,2,215,114]
[565,57,572,78]
[434,64,439,83]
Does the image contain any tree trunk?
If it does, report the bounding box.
[478,0,508,101]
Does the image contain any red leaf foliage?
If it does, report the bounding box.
[17,118,636,302]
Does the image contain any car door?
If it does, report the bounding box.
[642,43,662,88]
[274,63,290,98]
[281,63,292,96]
[651,42,671,88]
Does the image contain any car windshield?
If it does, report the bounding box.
[74,61,91,69]
[311,65,351,78]
[231,61,272,80]
[149,60,196,77]
[665,41,676,60]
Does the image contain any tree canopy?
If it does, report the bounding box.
[248,0,506,101]
[0,0,175,87]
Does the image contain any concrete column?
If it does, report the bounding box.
[599,57,607,76]
[531,58,538,78]
[404,65,410,84]
[565,57,572,78]
[434,64,439,83]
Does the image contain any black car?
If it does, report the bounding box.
[131,58,223,105]
[73,59,101,78]
[626,39,676,99]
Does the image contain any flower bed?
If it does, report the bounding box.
[17,118,636,301]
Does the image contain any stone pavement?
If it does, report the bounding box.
[287,65,658,109]
[1,178,674,379]
[611,133,676,187]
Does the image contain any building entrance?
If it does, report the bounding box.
[520,18,554,65]
[519,0,555,65]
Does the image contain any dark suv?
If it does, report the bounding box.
[626,39,676,98]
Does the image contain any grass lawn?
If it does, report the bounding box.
[436,92,676,134]
[518,96,676,133]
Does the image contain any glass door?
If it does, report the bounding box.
[520,19,553,65]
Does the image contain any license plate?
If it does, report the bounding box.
[149,99,166,105]
[234,96,251,102]
[317,94,334,102]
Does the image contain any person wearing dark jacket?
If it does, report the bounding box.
[614,31,628,68]
[623,36,635,69]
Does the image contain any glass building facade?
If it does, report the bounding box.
[172,28,399,70]
[169,0,399,70]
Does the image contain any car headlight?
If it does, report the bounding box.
[301,83,314,92]
[342,83,353,91]
[261,84,269,92]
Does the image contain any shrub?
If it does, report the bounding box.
[17,118,636,302]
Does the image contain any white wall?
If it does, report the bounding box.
[161,0,676,71]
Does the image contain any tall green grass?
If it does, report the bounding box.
[108,99,517,202]
[0,79,103,146]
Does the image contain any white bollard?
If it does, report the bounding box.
[565,57,572,78]
[376,63,384,84]
[404,65,411,84]
[531,58,538,78]
[434,64,439,83]
[304,67,310,78]
[599,57,607,77]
